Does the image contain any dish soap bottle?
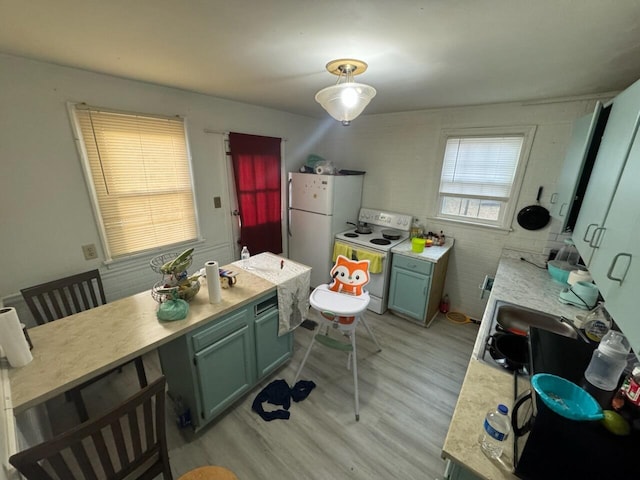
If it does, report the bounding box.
[583,302,612,342]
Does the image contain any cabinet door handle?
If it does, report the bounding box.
[607,253,632,285]
[589,227,606,248]
[559,203,568,217]
[550,193,558,204]
[423,286,427,297]
[583,223,598,243]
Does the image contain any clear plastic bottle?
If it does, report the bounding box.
[556,238,580,266]
[240,246,250,268]
[480,404,511,459]
[583,302,612,342]
[584,330,631,391]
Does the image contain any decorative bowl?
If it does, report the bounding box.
[151,279,200,303]
[150,252,193,275]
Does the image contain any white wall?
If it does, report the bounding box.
[314,100,606,319]
[0,53,612,324]
[0,54,323,313]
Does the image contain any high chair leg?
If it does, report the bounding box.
[294,331,318,383]
[351,331,359,421]
[360,315,382,352]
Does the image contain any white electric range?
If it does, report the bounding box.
[334,208,413,313]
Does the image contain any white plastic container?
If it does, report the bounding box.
[584,331,631,391]
[480,404,511,459]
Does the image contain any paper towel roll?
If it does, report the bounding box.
[205,261,222,304]
[0,307,33,367]
[314,165,325,175]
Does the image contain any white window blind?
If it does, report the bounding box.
[75,107,198,259]
[440,137,523,200]
[437,133,527,227]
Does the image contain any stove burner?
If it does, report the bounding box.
[371,238,391,245]
[344,233,358,238]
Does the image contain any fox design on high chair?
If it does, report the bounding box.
[329,255,370,295]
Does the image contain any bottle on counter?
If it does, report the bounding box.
[584,330,631,391]
[241,246,251,268]
[480,404,511,459]
[583,302,612,342]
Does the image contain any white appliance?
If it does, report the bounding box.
[335,208,413,314]
[288,172,364,287]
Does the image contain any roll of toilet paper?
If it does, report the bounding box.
[0,307,33,367]
[205,261,222,304]
[314,165,326,175]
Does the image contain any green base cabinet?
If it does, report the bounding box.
[388,250,450,326]
[158,292,292,430]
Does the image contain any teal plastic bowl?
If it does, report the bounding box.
[547,260,571,284]
[531,373,603,421]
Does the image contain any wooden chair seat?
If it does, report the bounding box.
[20,269,147,422]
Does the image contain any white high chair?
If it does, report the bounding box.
[293,284,382,421]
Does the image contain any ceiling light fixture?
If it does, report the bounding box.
[315,59,377,126]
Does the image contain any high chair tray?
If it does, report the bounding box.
[310,285,370,316]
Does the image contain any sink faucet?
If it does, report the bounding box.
[560,316,590,344]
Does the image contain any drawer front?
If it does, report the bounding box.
[192,308,249,352]
[393,254,433,275]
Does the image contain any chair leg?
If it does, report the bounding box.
[294,330,318,383]
[351,331,359,421]
[70,388,89,423]
[134,356,148,388]
[360,316,382,352]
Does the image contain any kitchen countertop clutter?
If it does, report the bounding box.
[442,252,595,480]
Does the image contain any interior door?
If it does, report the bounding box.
[224,137,241,260]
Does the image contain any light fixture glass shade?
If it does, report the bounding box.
[315,82,377,126]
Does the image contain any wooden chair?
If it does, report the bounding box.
[9,376,172,480]
[20,269,148,422]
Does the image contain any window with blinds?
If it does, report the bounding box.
[437,131,532,228]
[73,106,198,260]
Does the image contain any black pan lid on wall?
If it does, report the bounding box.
[517,186,550,230]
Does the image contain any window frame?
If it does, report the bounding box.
[68,103,202,263]
[433,125,537,230]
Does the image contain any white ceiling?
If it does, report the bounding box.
[2,1,640,118]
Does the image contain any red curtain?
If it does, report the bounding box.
[229,133,282,255]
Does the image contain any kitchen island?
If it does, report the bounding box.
[7,253,308,416]
[441,251,586,479]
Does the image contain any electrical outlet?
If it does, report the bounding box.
[213,196,221,208]
[82,244,98,260]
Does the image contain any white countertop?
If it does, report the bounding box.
[390,237,454,263]
[442,253,587,479]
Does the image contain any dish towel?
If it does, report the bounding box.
[233,252,311,335]
[332,241,352,262]
[353,248,383,274]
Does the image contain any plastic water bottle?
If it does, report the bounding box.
[241,246,250,268]
[480,404,511,459]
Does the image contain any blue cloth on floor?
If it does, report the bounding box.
[251,379,316,421]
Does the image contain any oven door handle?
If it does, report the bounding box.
[511,390,534,437]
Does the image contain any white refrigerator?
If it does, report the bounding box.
[288,172,364,287]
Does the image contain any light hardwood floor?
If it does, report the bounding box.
[40,309,479,480]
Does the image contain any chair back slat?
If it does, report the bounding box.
[21,270,107,325]
[111,419,130,471]
[70,443,98,480]
[91,429,116,477]
[48,451,75,478]
[9,377,172,480]
[128,410,143,458]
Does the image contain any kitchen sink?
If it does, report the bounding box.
[493,301,578,340]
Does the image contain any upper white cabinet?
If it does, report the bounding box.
[573,80,640,265]
[550,102,604,232]
[587,128,640,354]
[573,78,640,355]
